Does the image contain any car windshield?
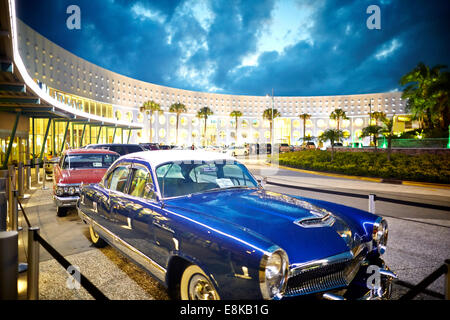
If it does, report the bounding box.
[155,160,258,198]
[62,153,118,169]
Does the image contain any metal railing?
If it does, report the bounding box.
[0,163,108,300]
[19,197,109,300]
[398,261,450,300]
[265,178,450,300]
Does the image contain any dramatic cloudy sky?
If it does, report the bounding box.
[16,0,450,96]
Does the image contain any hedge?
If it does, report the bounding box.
[277,150,450,184]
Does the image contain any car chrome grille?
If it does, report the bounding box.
[285,251,365,297]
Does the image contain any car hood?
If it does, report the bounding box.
[57,168,107,184]
[165,189,365,264]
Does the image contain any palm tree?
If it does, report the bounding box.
[369,111,387,126]
[196,107,214,146]
[169,102,187,145]
[298,113,311,142]
[230,110,243,144]
[381,116,395,161]
[361,125,383,151]
[263,108,281,145]
[427,70,450,131]
[400,62,447,130]
[319,129,344,161]
[329,108,348,132]
[140,100,162,143]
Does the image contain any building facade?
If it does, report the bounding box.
[16,19,410,153]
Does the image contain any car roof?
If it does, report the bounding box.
[86,143,141,147]
[120,150,237,168]
[64,148,119,155]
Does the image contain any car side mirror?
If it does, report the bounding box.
[258,176,267,188]
[144,182,156,194]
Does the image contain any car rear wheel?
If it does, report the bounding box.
[89,224,108,248]
[180,265,220,300]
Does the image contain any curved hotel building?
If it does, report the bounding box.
[0,0,409,167]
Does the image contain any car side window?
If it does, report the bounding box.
[128,166,156,200]
[108,165,130,193]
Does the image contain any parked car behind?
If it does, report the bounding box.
[77,150,395,300]
[278,143,291,153]
[83,143,144,155]
[53,149,120,216]
[223,145,249,157]
[205,145,222,152]
[248,143,260,154]
[301,142,316,150]
[139,143,160,151]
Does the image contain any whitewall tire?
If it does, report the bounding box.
[89,224,107,248]
[180,265,220,300]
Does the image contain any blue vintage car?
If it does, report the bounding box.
[76,150,396,300]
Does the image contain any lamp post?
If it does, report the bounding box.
[266,89,275,159]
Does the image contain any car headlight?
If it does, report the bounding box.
[56,185,80,196]
[56,186,64,196]
[259,247,289,300]
[372,217,388,254]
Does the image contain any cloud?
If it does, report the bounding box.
[16,0,450,97]
[375,39,402,60]
[131,2,167,24]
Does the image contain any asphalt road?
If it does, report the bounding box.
[17,167,450,300]
[248,163,450,298]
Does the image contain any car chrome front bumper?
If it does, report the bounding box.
[53,195,79,208]
[321,265,397,300]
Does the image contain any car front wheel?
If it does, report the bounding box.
[56,207,68,217]
[180,265,220,300]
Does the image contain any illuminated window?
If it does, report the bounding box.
[159,128,166,138]
[355,118,364,127]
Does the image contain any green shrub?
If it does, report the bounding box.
[278,150,450,184]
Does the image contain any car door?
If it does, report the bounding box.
[85,164,122,232]
[121,161,167,263]
[106,162,132,236]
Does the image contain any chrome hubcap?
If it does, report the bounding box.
[188,274,218,300]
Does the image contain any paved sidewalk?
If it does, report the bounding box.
[244,161,450,203]
[17,170,168,300]
[244,161,450,296]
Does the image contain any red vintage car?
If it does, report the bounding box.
[53,148,120,216]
